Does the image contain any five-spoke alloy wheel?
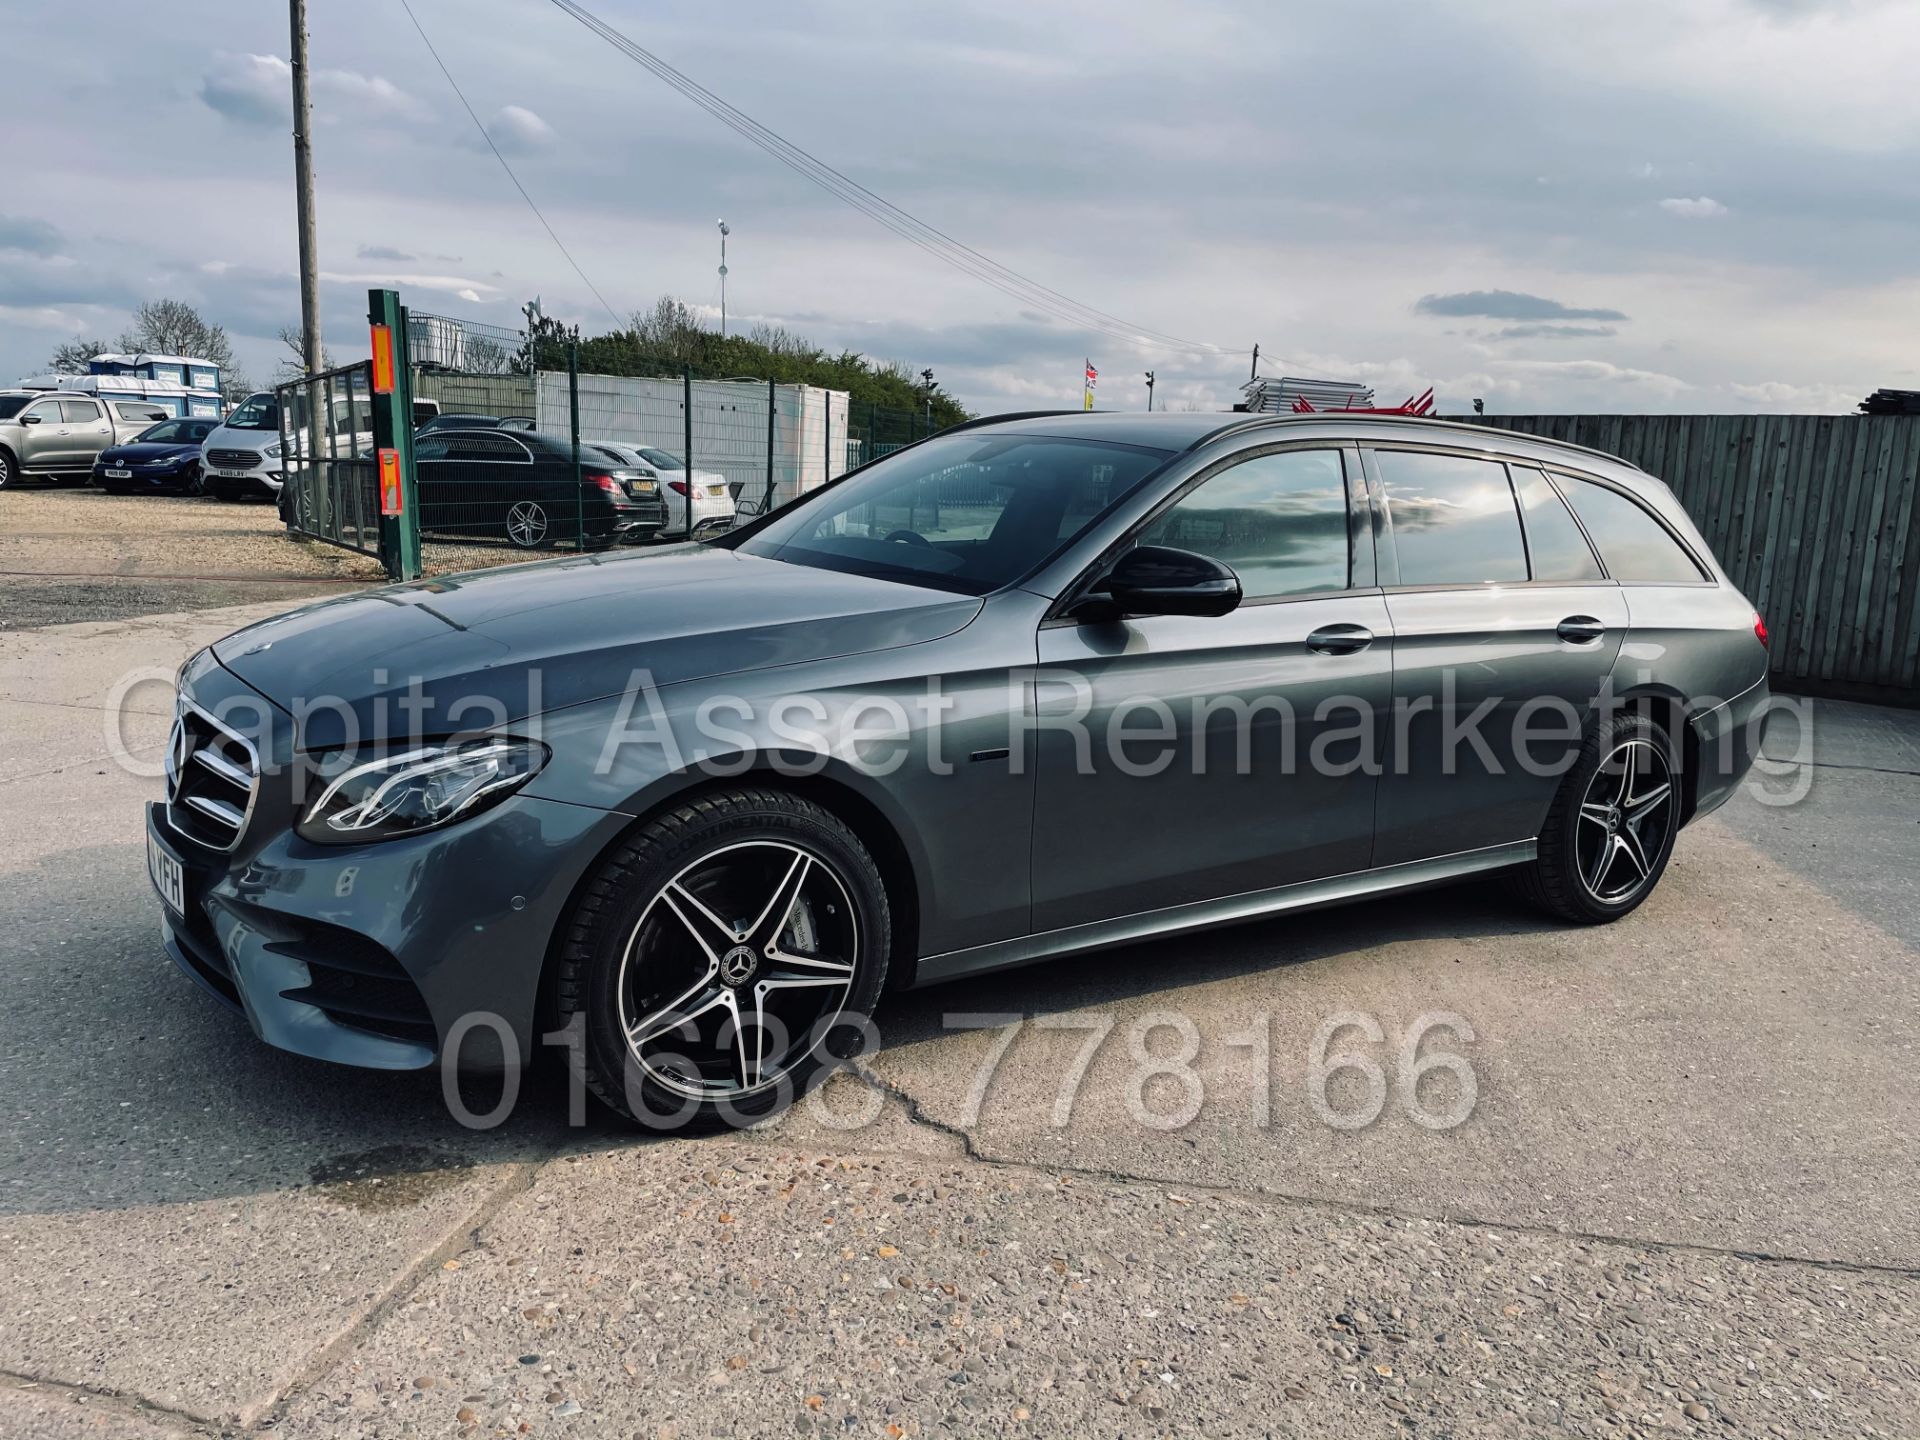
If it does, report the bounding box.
[506,500,549,548]
[554,789,890,1128]
[1518,711,1682,923]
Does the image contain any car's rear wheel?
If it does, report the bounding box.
[1516,711,1680,923]
[505,500,550,548]
[553,788,891,1129]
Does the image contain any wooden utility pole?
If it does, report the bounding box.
[290,0,323,375]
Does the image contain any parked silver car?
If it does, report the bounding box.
[0,389,166,487]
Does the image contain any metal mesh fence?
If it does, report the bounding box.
[342,314,955,576]
[277,362,382,558]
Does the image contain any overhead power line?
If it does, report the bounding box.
[398,0,623,329]
[543,0,1231,357]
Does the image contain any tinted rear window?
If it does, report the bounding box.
[1512,466,1603,581]
[1558,475,1706,583]
[1378,451,1528,585]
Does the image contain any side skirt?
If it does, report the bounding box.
[912,839,1537,987]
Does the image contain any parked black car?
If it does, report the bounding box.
[417,411,508,435]
[93,418,221,495]
[414,428,669,547]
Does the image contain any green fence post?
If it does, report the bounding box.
[368,288,420,581]
[568,340,582,550]
[765,377,776,511]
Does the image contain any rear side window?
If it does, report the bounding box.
[1378,451,1527,585]
[1557,475,1706,583]
[1511,466,1603,581]
[62,399,102,422]
[1138,448,1350,599]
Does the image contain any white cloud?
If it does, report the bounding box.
[199,52,423,127]
[489,105,554,153]
[1659,196,1730,218]
[199,53,289,126]
[317,271,502,300]
[314,70,431,123]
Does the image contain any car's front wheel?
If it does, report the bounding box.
[1516,711,1681,923]
[553,788,891,1129]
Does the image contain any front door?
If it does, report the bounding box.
[1031,444,1391,932]
[17,398,70,470]
[1365,448,1628,866]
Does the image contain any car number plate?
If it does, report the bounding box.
[148,830,185,917]
[706,484,727,496]
[105,467,132,479]
[215,469,250,480]
[631,479,657,494]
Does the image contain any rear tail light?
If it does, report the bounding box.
[1754,611,1769,649]
[585,473,621,496]
[668,479,689,496]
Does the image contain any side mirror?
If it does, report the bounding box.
[19,414,40,425]
[1099,544,1242,618]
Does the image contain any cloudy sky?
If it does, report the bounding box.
[3,0,1916,414]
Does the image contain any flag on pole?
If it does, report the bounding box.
[1083,359,1097,411]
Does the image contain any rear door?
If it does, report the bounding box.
[1367,446,1627,866]
[62,398,113,467]
[1030,443,1392,930]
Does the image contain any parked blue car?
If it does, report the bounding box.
[94,417,220,495]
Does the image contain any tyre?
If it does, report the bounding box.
[553,788,891,1129]
[1514,711,1680,924]
[183,464,204,498]
[0,449,13,489]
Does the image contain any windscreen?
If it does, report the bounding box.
[736,432,1170,595]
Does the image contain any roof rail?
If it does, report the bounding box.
[1188,412,1645,471]
[942,409,1085,435]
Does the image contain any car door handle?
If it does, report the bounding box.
[1556,615,1606,644]
[1305,624,1374,656]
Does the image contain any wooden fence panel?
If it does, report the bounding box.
[1465,415,1920,702]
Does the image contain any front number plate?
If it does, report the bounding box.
[148,830,185,917]
[105,467,132,479]
[215,469,251,480]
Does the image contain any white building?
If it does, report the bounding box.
[536,372,850,508]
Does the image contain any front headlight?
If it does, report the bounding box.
[262,440,283,459]
[298,738,548,844]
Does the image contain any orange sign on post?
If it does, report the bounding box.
[369,323,395,394]
[378,447,403,515]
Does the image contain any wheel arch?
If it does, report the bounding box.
[533,757,928,1033]
[1614,684,1701,826]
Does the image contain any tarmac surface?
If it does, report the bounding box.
[1,597,1916,1438]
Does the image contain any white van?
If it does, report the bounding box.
[200,392,285,502]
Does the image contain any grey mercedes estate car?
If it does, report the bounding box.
[147,412,1770,1126]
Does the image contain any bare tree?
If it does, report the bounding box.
[44,338,111,374]
[273,324,334,382]
[116,299,250,398]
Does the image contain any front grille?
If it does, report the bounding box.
[206,448,262,470]
[165,703,259,852]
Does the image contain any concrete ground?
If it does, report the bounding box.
[1,598,1917,1439]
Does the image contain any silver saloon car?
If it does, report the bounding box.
[148,411,1770,1127]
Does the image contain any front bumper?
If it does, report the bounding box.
[148,780,629,1072]
[94,460,196,489]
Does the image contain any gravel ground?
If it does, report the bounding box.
[0,484,382,628]
[0,484,687,630]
